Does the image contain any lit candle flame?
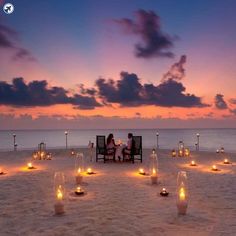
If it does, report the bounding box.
[179,187,185,201]
[87,168,92,174]
[77,168,81,174]
[190,160,196,166]
[212,165,217,170]
[139,168,144,174]
[57,186,63,200]
[152,168,156,176]
[224,159,229,164]
[162,188,166,192]
[27,162,33,168]
[76,186,81,192]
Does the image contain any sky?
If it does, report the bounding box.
[0,0,236,129]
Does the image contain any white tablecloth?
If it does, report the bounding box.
[115,144,126,160]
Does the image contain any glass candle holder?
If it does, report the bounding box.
[149,150,158,184]
[172,149,176,157]
[190,160,197,166]
[139,168,146,175]
[184,148,190,157]
[75,153,84,184]
[178,141,185,157]
[27,160,35,169]
[176,171,188,215]
[54,172,65,215]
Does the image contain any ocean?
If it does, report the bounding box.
[0,129,236,152]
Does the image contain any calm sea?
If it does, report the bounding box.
[0,129,236,152]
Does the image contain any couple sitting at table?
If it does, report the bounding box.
[106,133,134,160]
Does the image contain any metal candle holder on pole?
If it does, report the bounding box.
[156,132,159,151]
[65,131,68,149]
[13,133,17,151]
[196,133,200,151]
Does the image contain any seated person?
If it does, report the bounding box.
[122,133,134,157]
[106,133,116,154]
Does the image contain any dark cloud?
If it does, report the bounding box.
[12,48,36,61]
[78,84,97,96]
[0,78,101,109]
[0,22,35,61]
[214,94,228,109]
[0,23,16,48]
[162,55,186,82]
[115,9,175,58]
[94,71,207,108]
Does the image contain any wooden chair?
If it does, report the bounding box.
[96,135,115,163]
[123,136,142,163]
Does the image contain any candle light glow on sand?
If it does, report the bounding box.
[87,168,95,175]
[0,167,4,175]
[223,159,230,164]
[160,187,169,197]
[190,160,197,166]
[212,165,219,171]
[27,162,34,169]
[75,186,85,196]
[139,168,145,175]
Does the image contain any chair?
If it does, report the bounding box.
[123,136,142,163]
[96,136,115,163]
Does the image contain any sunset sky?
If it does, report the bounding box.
[0,0,236,129]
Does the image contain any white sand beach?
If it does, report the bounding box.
[0,149,235,236]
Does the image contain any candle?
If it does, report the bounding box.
[54,187,64,215]
[87,168,94,175]
[172,150,176,157]
[220,148,224,153]
[0,168,3,175]
[75,168,83,184]
[179,187,185,201]
[184,149,190,157]
[40,151,45,159]
[57,188,63,200]
[151,169,158,184]
[152,168,156,175]
[27,162,34,169]
[54,172,65,215]
[190,160,197,166]
[223,159,230,164]
[160,187,169,197]
[177,187,187,215]
[179,150,183,157]
[75,186,85,195]
[33,152,37,159]
[212,165,218,171]
[176,171,188,215]
[46,153,52,160]
[139,168,145,175]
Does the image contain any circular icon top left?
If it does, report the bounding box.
[3,3,14,14]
